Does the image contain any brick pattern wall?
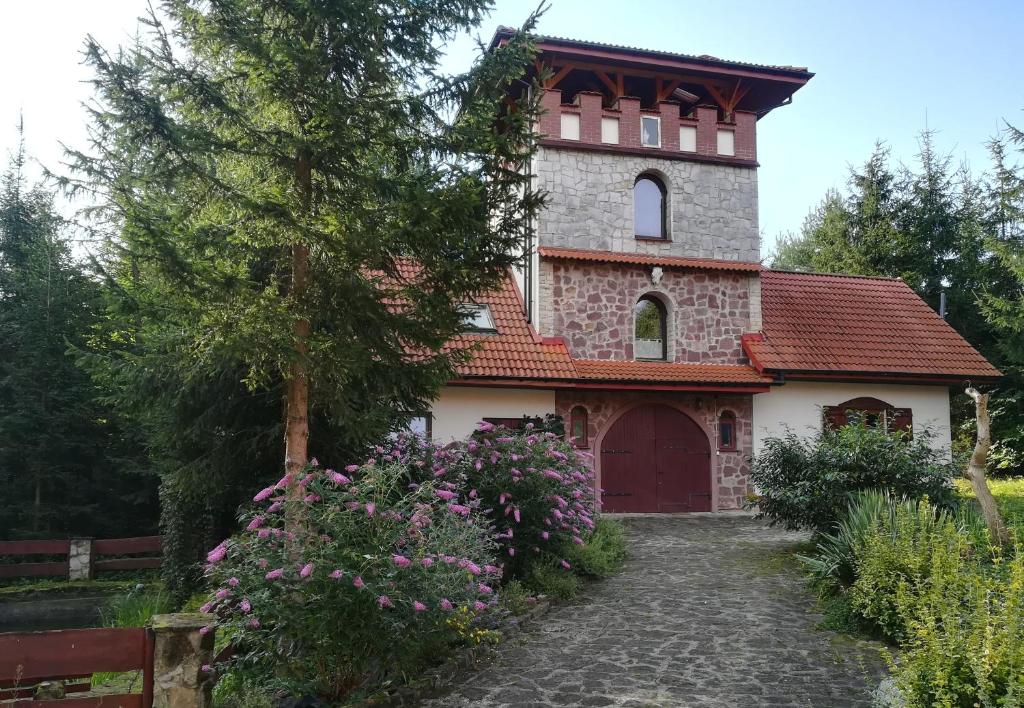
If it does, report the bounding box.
[549,260,755,363]
[556,390,753,510]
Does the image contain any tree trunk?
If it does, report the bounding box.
[283,149,313,534]
[965,387,1010,547]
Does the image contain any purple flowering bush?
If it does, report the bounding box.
[203,455,502,699]
[432,422,598,582]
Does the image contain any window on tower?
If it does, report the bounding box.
[634,295,668,361]
[634,174,667,239]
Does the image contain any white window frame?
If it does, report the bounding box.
[640,115,661,148]
[460,304,497,333]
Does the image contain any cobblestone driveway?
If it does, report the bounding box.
[422,515,885,707]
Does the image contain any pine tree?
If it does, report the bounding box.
[60,1,545,547]
[0,125,157,538]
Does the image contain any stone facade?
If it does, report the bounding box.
[534,145,760,262]
[555,390,753,510]
[544,260,755,364]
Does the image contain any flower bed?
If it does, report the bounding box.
[200,423,620,702]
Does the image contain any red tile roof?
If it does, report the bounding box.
[444,277,577,381]
[539,247,762,273]
[747,270,1001,380]
[573,359,772,384]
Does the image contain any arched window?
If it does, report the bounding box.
[634,295,667,361]
[634,174,667,239]
[718,411,737,451]
[570,406,588,448]
[824,397,913,438]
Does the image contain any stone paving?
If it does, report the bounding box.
[422,515,886,707]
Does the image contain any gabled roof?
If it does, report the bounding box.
[746,270,1001,381]
[539,247,762,273]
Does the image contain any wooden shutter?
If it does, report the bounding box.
[823,406,846,431]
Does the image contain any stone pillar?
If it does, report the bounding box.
[150,613,215,708]
[67,539,92,581]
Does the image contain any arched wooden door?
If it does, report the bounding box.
[600,404,712,512]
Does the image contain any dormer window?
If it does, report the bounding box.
[634,295,667,360]
[634,174,667,239]
[460,304,497,333]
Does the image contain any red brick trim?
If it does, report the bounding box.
[538,138,760,168]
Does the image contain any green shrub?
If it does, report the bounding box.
[850,499,973,643]
[751,422,958,532]
[887,543,1024,706]
[800,488,896,593]
[204,458,502,701]
[528,564,580,600]
[566,517,626,578]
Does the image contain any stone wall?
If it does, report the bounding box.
[547,260,755,364]
[556,390,753,510]
[534,145,760,262]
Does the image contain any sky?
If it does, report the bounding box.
[2,0,1022,256]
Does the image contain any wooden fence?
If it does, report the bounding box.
[0,627,154,708]
[0,537,163,581]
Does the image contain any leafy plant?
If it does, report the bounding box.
[527,564,580,600]
[566,517,627,579]
[204,456,502,700]
[750,421,958,532]
[101,585,174,628]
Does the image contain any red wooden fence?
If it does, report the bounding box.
[0,537,163,580]
[0,627,154,708]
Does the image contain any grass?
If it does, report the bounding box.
[954,475,1024,534]
[93,584,175,687]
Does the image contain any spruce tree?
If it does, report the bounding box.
[61,1,544,540]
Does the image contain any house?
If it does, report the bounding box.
[423,30,1000,513]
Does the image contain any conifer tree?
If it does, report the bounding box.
[61,1,545,534]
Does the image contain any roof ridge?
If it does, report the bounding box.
[765,268,902,282]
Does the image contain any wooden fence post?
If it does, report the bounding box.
[149,613,215,708]
[67,539,92,581]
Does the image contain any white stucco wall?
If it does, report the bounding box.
[752,381,952,455]
[430,386,556,442]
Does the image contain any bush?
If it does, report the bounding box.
[203,457,502,700]
[750,422,958,532]
[566,517,627,578]
[850,498,970,642]
[528,564,580,600]
[101,584,174,628]
[887,542,1024,706]
[403,422,598,583]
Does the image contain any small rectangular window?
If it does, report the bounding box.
[560,113,580,141]
[717,129,735,156]
[460,304,497,333]
[600,117,619,144]
[640,116,660,147]
[679,125,697,152]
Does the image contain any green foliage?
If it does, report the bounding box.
[64,1,546,602]
[101,585,174,628]
[0,127,158,539]
[527,564,580,600]
[751,421,957,532]
[497,579,536,616]
[205,458,502,701]
[800,488,897,593]
[850,499,970,642]
[566,517,627,579]
[956,475,1024,535]
[888,544,1024,707]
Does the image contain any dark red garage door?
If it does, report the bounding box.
[600,404,711,512]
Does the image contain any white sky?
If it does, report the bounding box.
[3,1,1023,254]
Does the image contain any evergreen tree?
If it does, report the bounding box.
[60,1,544,593]
[0,126,157,538]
